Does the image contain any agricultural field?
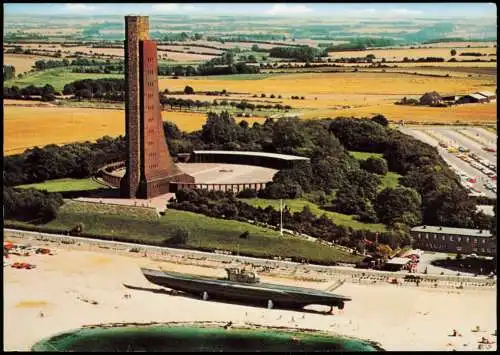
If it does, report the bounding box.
[157,44,224,55]
[327,46,496,61]
[4,68,123,92]
[3,54,51,74]
[158,72,494,96]
[303,101,497,124]
[6,43,219,62]
[3,106,266,155]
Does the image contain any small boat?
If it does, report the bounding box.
[141,267,351,311]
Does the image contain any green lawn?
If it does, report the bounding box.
[239,198,387,233]
[379,171,402,190]
[348,150,402,190]
[14,200,360,264]
[16,178,108,192]
[348,150,383,160]
[5,68,124,91]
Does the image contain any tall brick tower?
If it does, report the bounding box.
[121,16,193,199]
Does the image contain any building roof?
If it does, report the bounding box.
[193,150,310,161]
[420,91,442,100]
[386,257,411,265]
[466,93,487,100]
[476,91,496,98]
[476,205,495,216]
[411,225,493,238]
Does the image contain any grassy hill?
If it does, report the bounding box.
[6,200,361,265]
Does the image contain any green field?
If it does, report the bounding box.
[348,151,383,160]
[379,171,402,190]
[8,200,361,264]
[239,198,387,233]
[348,150,401,190]
[16,178,108,192]
[4,68,124,91]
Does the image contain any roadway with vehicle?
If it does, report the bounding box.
[399,126,497,198]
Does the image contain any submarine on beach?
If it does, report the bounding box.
[141,267,351,311]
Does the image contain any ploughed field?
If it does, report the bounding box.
[327,45,496,62]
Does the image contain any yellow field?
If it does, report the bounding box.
[4,71,496,154]
[3,54,51,74]
[158,45,223,55]
[13,43,215,61]
[328,46,496,61]
[301,101,497,124]
[3,107,266,155]
[159,72,494,96]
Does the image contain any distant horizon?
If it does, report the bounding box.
[3,3,497,21]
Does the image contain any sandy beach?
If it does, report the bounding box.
[3,241,497,352]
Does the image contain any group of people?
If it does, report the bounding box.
[450,327,496,349]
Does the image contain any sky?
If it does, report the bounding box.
[3,2,497,19]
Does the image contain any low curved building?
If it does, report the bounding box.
[191,150,310,170]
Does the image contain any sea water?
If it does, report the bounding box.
[32,323,383,352]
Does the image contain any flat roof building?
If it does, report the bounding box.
[191,150,310,170]
[410,225,495,256]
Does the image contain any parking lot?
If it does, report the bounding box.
[400,126,497,198]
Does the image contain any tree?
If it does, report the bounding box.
[163,121,182,140]
[201,111,238,145]
[271,117,306,153]
[450,49,457,56]
[361,157,388,175]
[375,187,422,227]
[184,85,194,95]
[371,114,389,127]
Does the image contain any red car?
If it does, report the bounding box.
[483,147,496,152]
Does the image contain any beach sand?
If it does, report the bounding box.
[3,246,497,351]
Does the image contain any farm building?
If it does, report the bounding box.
[410,225,496,256]
[456,93,489,104]
[441,95,460,103]
[419,91,442,105]
[475,91,496,101]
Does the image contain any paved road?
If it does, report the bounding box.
[416,252,475,277]
[463,127,497,148]
[400,127,496,198]
[466,127,497,144]
[436,128,496,163]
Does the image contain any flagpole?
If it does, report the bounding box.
[280,199,283,237]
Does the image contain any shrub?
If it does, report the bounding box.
[237,188,258,198]
[239,231,250,239]
[165,227,189,245]
[361,157,388,175]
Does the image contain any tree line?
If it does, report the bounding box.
[4,187,64,224]
[269,45,325,62]
[4,136,126,186]
[169,188,410,251]
[4,84,59,101]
